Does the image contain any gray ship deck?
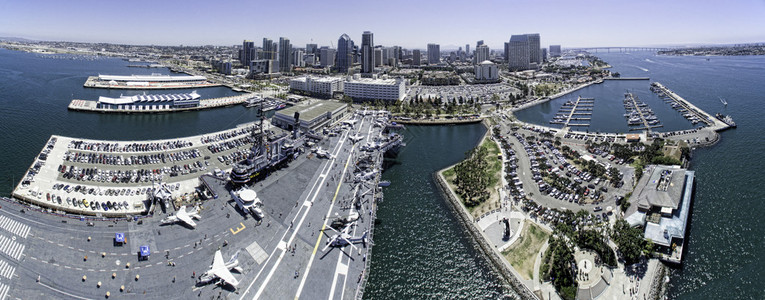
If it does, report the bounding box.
[2,112,386,299]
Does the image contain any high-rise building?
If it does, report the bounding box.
[278,37,292,73]
[541,48,548,63]
[374,46,383,67]
[241,40,255,67]
[304,54,316,66]
[527,33,541,64]
[261,38,275,60]
[361,31,374,73]
[427,43,440,65]
[549,45,562,57]
[504,42,510,62]
[474,44,489,65]
[392,46,401,67]
[412,49,421,66]
[476,40,484,47]
[306,43,318,55]
[465,44,470,57]
[337,34,354,73]
[320,47,336,67]
[292,49,305,68]
[475,61,498,81]
[508,34,530,71]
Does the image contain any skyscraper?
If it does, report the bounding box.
[261,38,275,60]
[527,33,541,64]
[306,43,318,55]
[320,47,336,67]
[466,44,470,57]
[412,49,421,66]
[242,40,255,67]
[336,34,353,73]
[474,44,489,65]
[292,49,305,68]
[361,31,374,73]
[427,43,440,65]
[278,37,292,73]
[508,34,530,71]
[374,46,383,67]
[550,45,562,57]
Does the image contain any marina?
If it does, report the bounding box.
[549,96,594,127]
[623,92,663,131]
[650,82,725,130]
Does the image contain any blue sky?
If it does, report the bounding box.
[1,0,764,49]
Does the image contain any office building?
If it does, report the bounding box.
[278,37,292,73]
[412,49,421,66]
[320,47,336,67]
[465,44,470,57]
[292,49,305,68]
[474,44,489,65]
[306,43,318,55]
[508,34,530,71]
[527,33,541,64]
[550,45,562,57]
[504,42,509,62]
[289,76,344,97]
[474,60,498,81]
[542,48,548,62]
[261,38,275,60]
[249,60,275,75]
[374,46,383,67]
[361,31,374,73]
[304,54,316,66]
[337,34,354,73]
[344,74,406,102]
[241,40,256,67]
[427,43,440,64]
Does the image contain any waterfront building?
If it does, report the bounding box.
[550,45,562,57]
[527,33,541,64]
[361,31,374,74]
[474,60,498,82]
[337,34,354,73]
[96,91,201,110]
[289,76,344,97]
[412,49,421,66]
[320,47,335,67]
[278,37,292,73]
[272,100,347,132]
[427,43,440,65]
[242,40,256,67]
[508,34,530,71]
[261,38,275,60]
[624,165,695,264]
[344,74,406,102]
[474,44,490,65]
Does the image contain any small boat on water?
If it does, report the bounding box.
[719,97,728,106]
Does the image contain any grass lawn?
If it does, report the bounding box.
[502,221,551,281]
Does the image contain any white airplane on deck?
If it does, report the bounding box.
[312,147,334,159]
[161,205,201,228]
[348,134,364,143]
[354,168,378,182]
[199,250,242,288]
[342,119,358,127]
[321,223,369,252]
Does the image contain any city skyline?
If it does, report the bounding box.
[1,0,764,49]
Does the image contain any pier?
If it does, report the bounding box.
[550,96,594,127]
[624,93,663,132]
[651,82,724,130]
[68,93,257,113]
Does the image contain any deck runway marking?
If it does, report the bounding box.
[0,260,15,279]
[0,283,9,300]
[0,235,25,260]
[245,241,268,265]
[230,222,246,235]
[0,215,31,239]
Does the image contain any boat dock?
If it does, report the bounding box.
[68,93,257,113]
[624,93,663,132]
[650,82,725,130]
[550,96,594,127]
[84,75,221,90]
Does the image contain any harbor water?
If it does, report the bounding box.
[1,48,764,299]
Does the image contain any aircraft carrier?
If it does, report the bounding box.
[0,109,400,299]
